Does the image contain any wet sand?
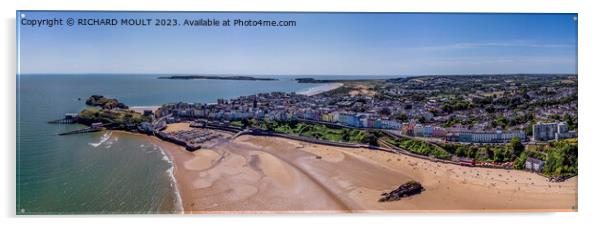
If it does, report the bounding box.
[151,134,577,213]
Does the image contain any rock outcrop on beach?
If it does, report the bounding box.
[378,181,424,202]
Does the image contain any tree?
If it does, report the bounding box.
[564,113,577,130]
[513,152,528,170]
[493,147,504,162]
[362,133,379,146]
[289,119,299,128]
[485,145,494,160]
[241,118,250,128]
[491,120,498,128]
[509,136,525,157]
[265,121,275,132]
[495,116,509,129]
[468,146,479,158]
[341,129,350,142]
[455,146,467,157]
[543,141,578,177]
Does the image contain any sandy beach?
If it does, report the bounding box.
[299,83,344,96]
[162,122,194,132]
[147,125,577,213]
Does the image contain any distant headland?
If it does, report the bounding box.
[158,75,277,81]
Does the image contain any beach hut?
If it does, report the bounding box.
[525,157,545,172]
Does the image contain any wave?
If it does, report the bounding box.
[88,131,112,148]
[104,137,118,149]
[157,146,184,213]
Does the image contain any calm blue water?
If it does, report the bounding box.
[16,74,330,214]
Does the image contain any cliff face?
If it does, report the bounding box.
[79,95,147,129]
[85,95,129,109]
[77,107,150,129]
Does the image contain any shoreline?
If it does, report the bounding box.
[157,143,184,214]
[117,126,577,213]
[299,83,344,96]
[110,130,185,214]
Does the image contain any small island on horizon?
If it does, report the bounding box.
[158,75,278,81]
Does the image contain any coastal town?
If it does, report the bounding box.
[58,74,578,182]
[43,74,580,212]
[54,75,577,184]
[155,75,577,143]
[17,10,583,215]
[140,74,577,178]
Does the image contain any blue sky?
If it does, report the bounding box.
[17,12,577,75]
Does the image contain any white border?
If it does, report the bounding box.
[3,0,601,225]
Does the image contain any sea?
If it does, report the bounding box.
[15,74,396,214]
